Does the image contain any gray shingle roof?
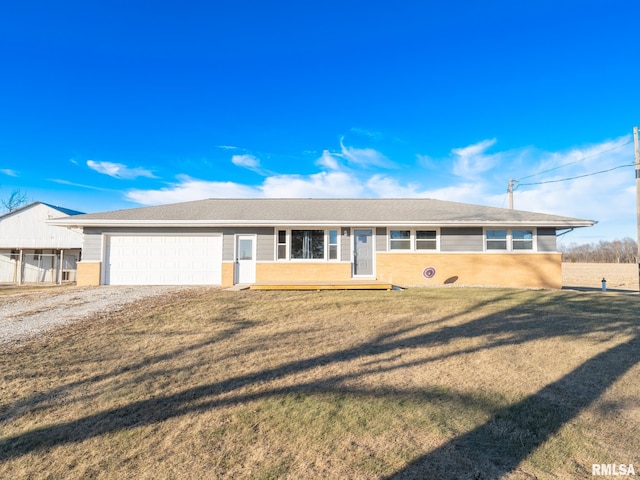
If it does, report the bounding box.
[49,198,595,228]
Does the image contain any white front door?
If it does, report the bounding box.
[235,235,256,284]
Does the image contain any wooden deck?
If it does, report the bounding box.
[249,281,396,291]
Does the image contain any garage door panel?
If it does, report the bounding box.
[105,235,222,285]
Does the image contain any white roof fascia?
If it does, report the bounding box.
[48,219,595,228]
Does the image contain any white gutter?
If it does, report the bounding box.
[49,219,596,228]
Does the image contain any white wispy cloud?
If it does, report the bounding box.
[51,179,120,192]
[315,150,342,171]
[231,154,261,171]
[365,175,424,198]
[87,160,156,179]
[126,175,260,205]
[514,137,635,213]
[262,171,362,198]
[338,137,396,168]
[217,145,238,150]
[0,169,18,177]
[491,135,636,241]
[451,138,500,177]
[126,171,363,205]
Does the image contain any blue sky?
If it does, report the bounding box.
[1,1,639,244]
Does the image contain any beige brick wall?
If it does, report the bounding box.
[76,262,101,286]
[221,262,235,287]
[376,253,562,289]
[256,262,352,283]
[96,254,560,288]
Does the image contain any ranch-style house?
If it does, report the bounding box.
[50,198,595,289]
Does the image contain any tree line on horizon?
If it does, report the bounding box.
[560,237,638,263]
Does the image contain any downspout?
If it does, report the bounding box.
[556,228,574,237]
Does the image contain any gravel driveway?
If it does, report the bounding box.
[0,286,192,345]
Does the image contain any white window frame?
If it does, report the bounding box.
[512,229,535,251]
[275,228,341,261]
[415,229,439,251]
[484,228,537,252]
[387,228,440,252]
[389,229,412,251]
[328,229,339,260]
[276,229,287,260]
[485,229,508,251]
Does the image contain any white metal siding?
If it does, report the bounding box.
[104,235,222,285]
[0,203,83,249]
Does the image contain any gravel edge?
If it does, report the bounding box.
[0,286,195,346]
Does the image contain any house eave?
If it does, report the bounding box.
[48,219,596,229]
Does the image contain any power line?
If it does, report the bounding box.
[517,163,635,187]
[518,139,633,181]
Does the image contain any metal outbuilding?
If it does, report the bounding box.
[0,202,84,284]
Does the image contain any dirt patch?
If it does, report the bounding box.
[562,263,638,292]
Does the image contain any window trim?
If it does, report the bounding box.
[276,229,287,260]
[389,229,411,251]
[275,227,341,262]
[484,228,537,252]
[485,229,508,251]
[328,229,339,260]
[387,228,440,252]
[512,229,534,251]
[415,229,438,251]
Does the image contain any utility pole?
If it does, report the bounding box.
[634,126,640,293]
[508,179,517,210]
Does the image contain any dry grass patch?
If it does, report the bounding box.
[0,284,76,296]
[1,287,639,479]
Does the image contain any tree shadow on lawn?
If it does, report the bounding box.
[1,290,639,478]
[563,285,638,294]
[384,334,640,479]
[0,318,257,424]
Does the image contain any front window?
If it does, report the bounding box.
[486,230,507,250]
[329,230,339,260]
[291,230,325,259]
[485,229,536,251]
[390,230,411,250]
[277,230,287,259]
[512,230,533,250]
[416,230,437,250]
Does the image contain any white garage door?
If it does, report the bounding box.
[105,235,222,285]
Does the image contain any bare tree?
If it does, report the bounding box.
[561,237,638,263]
[1,189,28,213]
